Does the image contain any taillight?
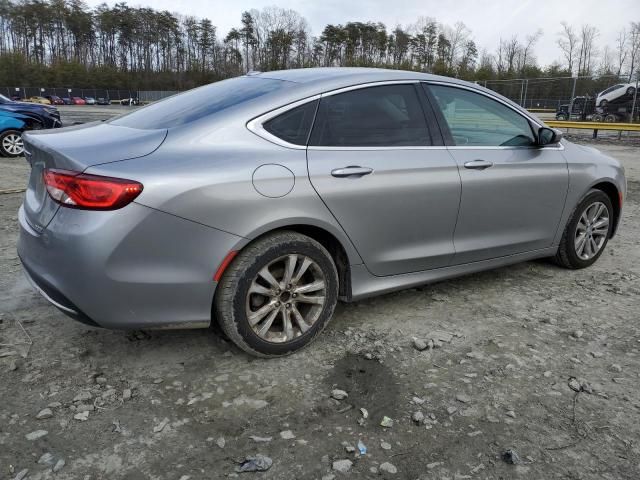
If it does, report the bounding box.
[43,169,143,210]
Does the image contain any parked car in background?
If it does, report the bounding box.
[16,68,626,357]
[0,110,42,157]
[596,83,636,107]
[0,94,61,129]
[120,97,139,106]
[84,96,96,105]
[71,97,86,105]
[61,97,72,105]
[25,96,52,105]
[45,95,65,105]
[96,97,111,105]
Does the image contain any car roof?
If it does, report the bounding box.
[240,67,534,122]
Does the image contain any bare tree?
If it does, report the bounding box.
[557,21,578,74]
[520,29,542,73]
[615,28,628,76]
[576,24,598,76]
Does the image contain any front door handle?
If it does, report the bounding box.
[331,166,374,178]
[464,159,494,170]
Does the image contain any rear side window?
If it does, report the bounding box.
[263,100,318,145]
[428,84,535,147]
[110,77,287,130]
[309,84,431,147]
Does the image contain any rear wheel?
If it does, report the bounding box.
[555,190,613,269]
[214,231,339,357]
[0,130,24,157]
[604,114,617,123]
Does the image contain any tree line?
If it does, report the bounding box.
[0,0,638,91]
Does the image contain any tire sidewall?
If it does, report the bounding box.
[564,191,613,268]
[230,238,338,356]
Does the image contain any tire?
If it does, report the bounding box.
[556,114,567,121]
[592,113,603,122]
[214,231,339,357]
[604,114,617,123]
[555,189,613,269]
[0,129,24,157]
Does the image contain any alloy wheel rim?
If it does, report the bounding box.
[2,133,23,155]
[246,254,326,343]
[574,201,609,260]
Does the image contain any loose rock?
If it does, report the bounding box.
[25,430,48,441]
[413,338,428,351]
[412,411,425,424]
[74,411,90,421]
[331,389,348,400]
[53,458,66,472]
[380,462,398,474]
[36,408,53,420]
[502,449,520,465]
[280,430,295,440]
[237,454,273,472]
[332,459,353,473]
[380,416,394,428]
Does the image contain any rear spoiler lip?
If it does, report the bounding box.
[22,123,168,173]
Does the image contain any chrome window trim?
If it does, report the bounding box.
[246,94,321,150]
[247,79,563,151]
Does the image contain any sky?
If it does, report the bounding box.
[84,0,639,67]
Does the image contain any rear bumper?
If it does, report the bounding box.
[17,202,245,330]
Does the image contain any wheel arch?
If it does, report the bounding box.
[590,180,621,237]
[227,222,358,301]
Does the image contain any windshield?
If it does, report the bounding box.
[110,76,288,130]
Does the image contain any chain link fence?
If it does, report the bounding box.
[478,74,639,122]
[1,87,178,103]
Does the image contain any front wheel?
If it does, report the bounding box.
[555,190,613,269]
[214,231,339,357]
[0,130,24,157]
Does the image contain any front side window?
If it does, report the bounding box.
[309,84,431,147]
[263,100,318,146]
[428,84,535,147]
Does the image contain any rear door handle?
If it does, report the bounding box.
[464,159,494,170]
[331,166,374,178]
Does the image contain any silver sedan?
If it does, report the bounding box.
[18,68,626,356]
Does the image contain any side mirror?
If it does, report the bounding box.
[538,127,562,146]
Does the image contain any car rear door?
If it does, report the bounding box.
[424,83,569,265]
[306,82,461,277]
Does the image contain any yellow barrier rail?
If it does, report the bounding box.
[546,120,640,138]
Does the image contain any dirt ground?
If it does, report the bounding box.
[1,132,639,479]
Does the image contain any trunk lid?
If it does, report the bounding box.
[22,122,167,232]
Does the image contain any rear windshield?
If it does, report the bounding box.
[110,77,287,130]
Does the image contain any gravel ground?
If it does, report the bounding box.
[1,139,639,480]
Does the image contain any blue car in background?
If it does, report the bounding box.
[0,110,40,157]
[0,93,62,130]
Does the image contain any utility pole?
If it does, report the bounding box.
[632,71,639,122]
[570,77,577,104]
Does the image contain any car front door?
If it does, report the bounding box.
[425,83,569,265]
[306,83,461,277]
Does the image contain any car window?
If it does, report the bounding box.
[309,84,431,147]
[428,84,535,147]
[263,100,318,146]
[110,77,287,130]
